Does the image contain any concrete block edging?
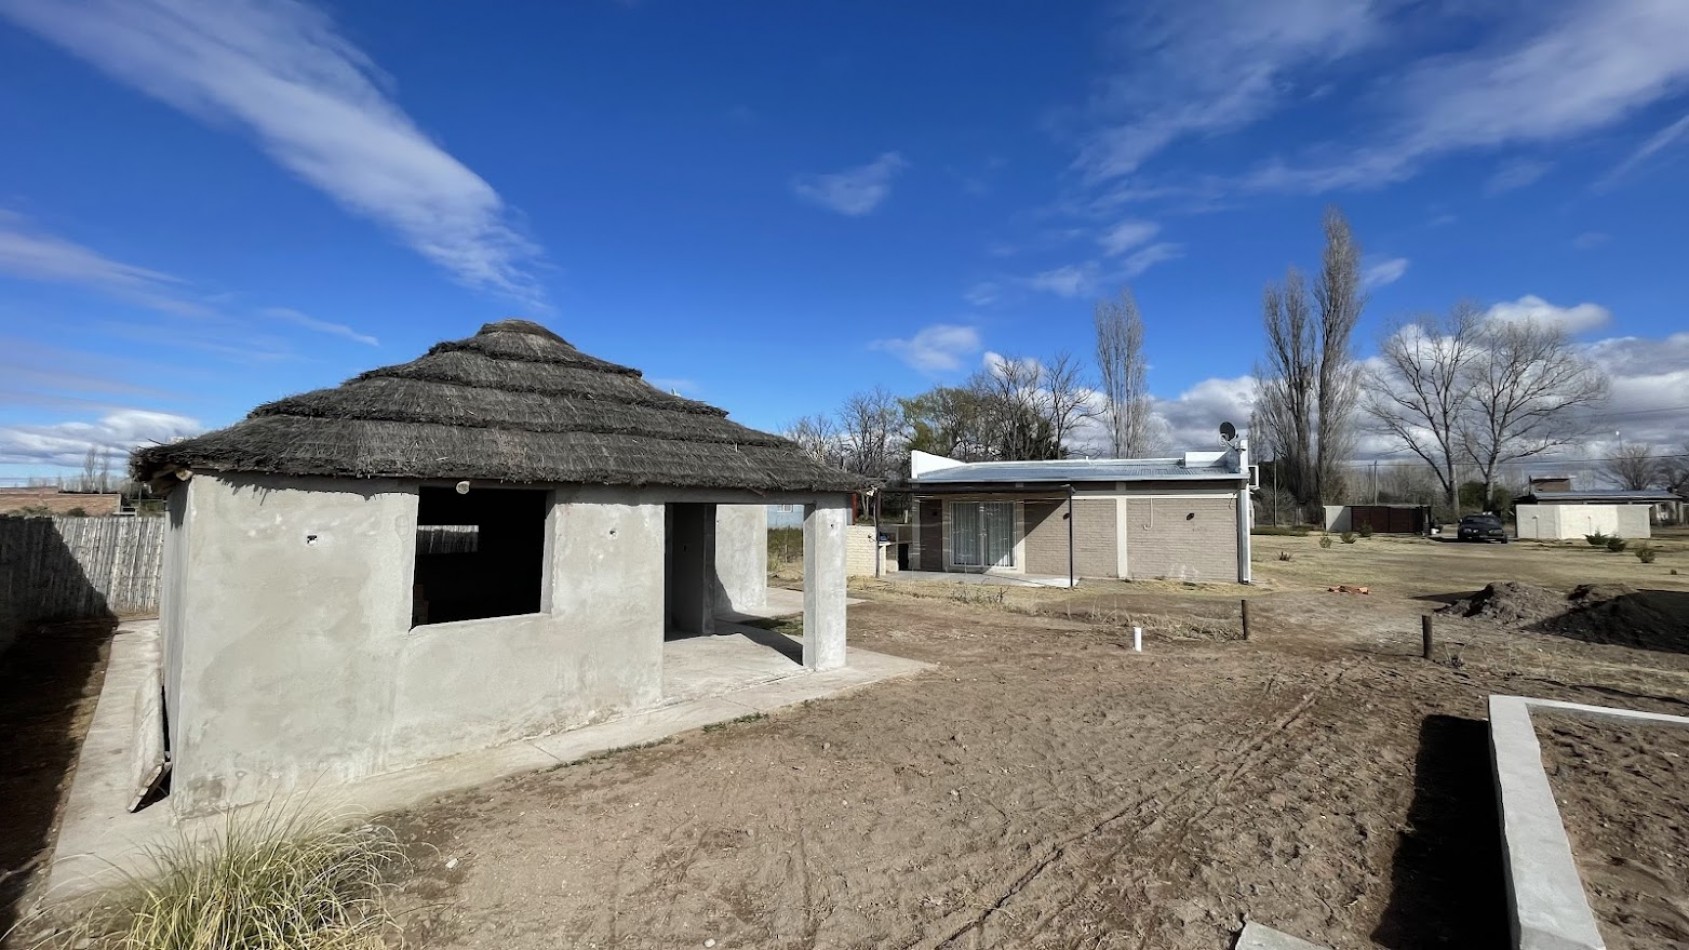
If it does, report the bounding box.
[1488,694,1689,950]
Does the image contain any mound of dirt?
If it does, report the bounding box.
[1441,581,1689,652]
[1439,581,1566,625]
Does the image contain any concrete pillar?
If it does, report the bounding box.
[1235,440,1253,585]
[802,500,847,670]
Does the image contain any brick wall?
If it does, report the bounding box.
[1125,495,1238,582]
[1022,501,1066,575]
[1071,498,1118,578]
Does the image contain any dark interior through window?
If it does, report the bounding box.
[412,486,548,626]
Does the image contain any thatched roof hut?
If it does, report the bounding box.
[134,319,864,493]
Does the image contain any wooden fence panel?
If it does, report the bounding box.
[0,515,165,625]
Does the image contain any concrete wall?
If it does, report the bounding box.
[1125,494,1239,582]
[712,504,767,611]
[165,473,665,816]
[1323,505,1350,532]
[1617,505,1651,539]
[1515,504,1653,541]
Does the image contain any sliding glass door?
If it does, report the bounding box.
[951,501,1015,569]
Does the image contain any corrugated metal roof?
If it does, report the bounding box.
[911,456,1243,485]
[1521,490,1683,504]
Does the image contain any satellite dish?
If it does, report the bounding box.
[1219,421,1237,443]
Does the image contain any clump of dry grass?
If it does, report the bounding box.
[47,808,403,950]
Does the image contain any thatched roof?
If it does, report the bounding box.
[132,320,866,494]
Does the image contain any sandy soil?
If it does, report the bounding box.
[1537,713,1689,950]
[4,532,1684,948]
[385,533,1689,949]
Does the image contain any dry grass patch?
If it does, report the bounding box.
[24,809,402,950]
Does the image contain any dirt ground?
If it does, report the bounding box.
[0,619,113,939]
[383,533,1689,949]
[1537,713,1689,950]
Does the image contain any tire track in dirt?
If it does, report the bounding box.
[904,658,1359,950]
[1009,658,1360,948]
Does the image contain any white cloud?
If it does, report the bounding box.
[963,281,1002,306]
[791,152,908,216]
[1120,242,1183,278]
[1097,3,1689,201]
[0,213,207,316]
[1598,112,1689,189]
[1020,241,1182,300]
[1572,231,1611,250]
[1362,257,1410,290]
[1484,294,1612,334]
[870,324,982,373]
[1485,159,1551,194]
[1149,375,1257,452]
[1566,332,1689,447]
[0,0,546,308]
[1392,5,1689,160]
[1075,0,1382,181]
[263,306,378,346]
[0,408,202,468]
[1097,219,1160,256]
[1025,263,1096,298]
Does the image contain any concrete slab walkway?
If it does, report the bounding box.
[43,618,928,905]
[712,585,865,623]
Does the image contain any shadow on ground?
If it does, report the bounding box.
[1371,714,1510,949]
[0,618,114,939]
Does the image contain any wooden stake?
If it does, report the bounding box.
[1240,599,1251,641]
[1422,615,1434,659]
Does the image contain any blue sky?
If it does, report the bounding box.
[2,0,1687,478]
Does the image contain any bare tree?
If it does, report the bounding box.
[783,414,843,468]
[1603,442,1661,490]
[97,447,115,494]
[79,445,100,494]
[1311,206,1364,508]
[1094,289,1151,457]
[1255,208,1368,519]
[1365,303,1483,515]
[968,356,1056,461]
[1462,319,1609,509]
[837,387,906,479]
[1042,351,1098,456]
[1660,443,1689,497]
[1255,268,1317,515]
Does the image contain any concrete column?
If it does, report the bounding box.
[1235,441,1253,585]
[802,500,847,671]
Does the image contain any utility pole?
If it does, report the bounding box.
[1372,460,1379,504]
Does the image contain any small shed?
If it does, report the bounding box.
[1514,489,1683,540]
[133,320,865,816]
[905,445,1254,585]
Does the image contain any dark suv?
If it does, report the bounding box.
[1457,514,1508,543]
